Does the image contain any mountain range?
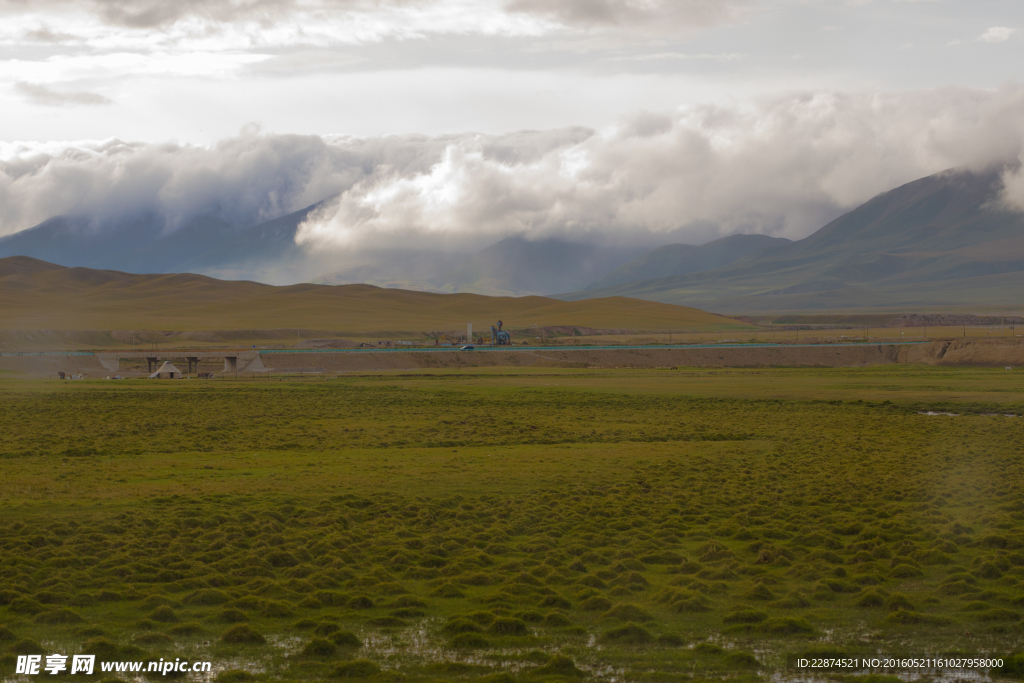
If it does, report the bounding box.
[0,208,789,298]
[2,168,1022,312]
[0,201,765,297]
[560,168,1024,312]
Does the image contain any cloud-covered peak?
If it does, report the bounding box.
[3,87,1023,258]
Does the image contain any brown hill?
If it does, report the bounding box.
[0,256,745,333]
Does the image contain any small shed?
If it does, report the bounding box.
[149,361,183,379]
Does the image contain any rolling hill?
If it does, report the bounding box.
[561,169,1024,313]
[0,256,746,333]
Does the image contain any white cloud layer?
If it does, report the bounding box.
[504,0,753,29]
[0,0,744,59]
[298,86,1024,249]
[13,81,111,106]
[2,87,1024,252]
[0,0,750,33]
[979,26,1015,43]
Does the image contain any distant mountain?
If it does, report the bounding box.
[1,207,644,295]
[0,201,327,282]
[318,236,648,296]
[0,213,236,273]
[12,167,1019,312]
[560,169,1024,313]
[450,236,648,295]
[585,234,790,290]
[175,202,328,282]
[313,250,466,292]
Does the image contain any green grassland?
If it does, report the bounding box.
[1,366,1024,682]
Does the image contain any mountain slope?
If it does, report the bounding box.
[0,214,211,272]
[0,202,327,280]
[447,236,647,295]
[560,169,1024,313]
[2,209,644,295]
[585,234,791,290]
[317,236,647,296]
[177,202,329,282]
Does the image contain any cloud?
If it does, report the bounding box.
[979,26,1015,43]
[949,26,1016,46]
[1004,165,1024,211]
[0,0,552,36]
[22,25,79,42]
[3,86,1024,253]
[0,0,323,30]
[610,52,743,62]
[0,0,744,41]
[297,86,1024,249]
[503,0,753,28]
[14,81,111,106]
[0,128,382,237]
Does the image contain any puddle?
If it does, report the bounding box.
[919,411,1019,418]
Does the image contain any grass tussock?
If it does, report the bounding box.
[1,365,1023,679]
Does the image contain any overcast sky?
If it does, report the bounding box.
[1,0,1023,250]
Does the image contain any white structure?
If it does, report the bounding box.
[148,361,182,379]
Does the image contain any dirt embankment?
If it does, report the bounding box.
[741,313,1024,328]
[898,338,1024,366]
[138,344,908,374]
[0,354,112,377]
[258,339,1024,373]
[4,339,1023,377]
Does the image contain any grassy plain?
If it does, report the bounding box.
[1,365,1024,682]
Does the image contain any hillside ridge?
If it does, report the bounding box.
[560,169,1024,313]
[0,255,744,333]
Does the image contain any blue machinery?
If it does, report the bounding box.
[490,320,511,345]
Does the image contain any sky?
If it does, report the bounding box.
[1,0,1023,253]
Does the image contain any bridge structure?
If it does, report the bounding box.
[94,350,263,374]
